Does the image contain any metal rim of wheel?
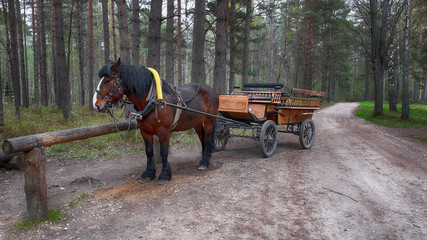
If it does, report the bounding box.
[299,118,315,149]
[214,125,229,152]
[259,120,278,158]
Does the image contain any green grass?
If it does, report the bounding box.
[68,192,91,207]
[0,105,144,160]
[14,208,65,230]
[0,105,199,161]
[357,101,427,142]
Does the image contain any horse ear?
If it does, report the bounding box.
[111,58,121,73]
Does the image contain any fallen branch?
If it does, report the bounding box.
[322,187,359,203]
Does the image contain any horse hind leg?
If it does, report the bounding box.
[157,129,172,185]
[194,123,209,170]
[196,118,216,171]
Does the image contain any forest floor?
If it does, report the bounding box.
[0,102,426,239]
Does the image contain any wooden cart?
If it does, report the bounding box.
[214,83,324,157]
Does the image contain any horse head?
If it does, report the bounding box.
[93,59,124,112]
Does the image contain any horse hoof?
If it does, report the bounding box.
[157,179,169,185]
[138,177,153,183]
[198,165,207,171]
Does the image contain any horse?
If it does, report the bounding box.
[93,59,219,184]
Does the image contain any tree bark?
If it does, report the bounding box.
[37,0,48,106]
[401,0,410,119]
[228,0,236,93]
[51,0,59,108]
[111,0,117,60]
[8,0,21,120]
[116,0,130,64]
[77,0,85,106]
[16,0,29,108]
[213,0,227,93]
[242,0,252,86]
[88,0,94,111]
[102,0,110,64]
[131,0,140,66]
[191,0,206,84]
[177,0,183,86]
[147,0,162,71]
[31,0,40,105]
[166,0,174,84]
[303,0,313,90]
[54,0,72,120]
[24,147,48,220]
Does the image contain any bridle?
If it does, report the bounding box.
[96,75,123,109]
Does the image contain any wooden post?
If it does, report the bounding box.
[23,147,48,219]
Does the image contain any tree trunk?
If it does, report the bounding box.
[37,0,48,106]
[388,52,398,111]
[303,0,313,90]
[213,0,227,93]
[401,0,410,119]
[177,0,183,86]
[242,0,251,86]
[147,0,162,71]
[166,0,174,84]
[131,0,140,66]
[16,0,28,108]
[77,0,85,106]
[423,65,427,103]
[228,0,236,93]
[88,0,94,111]
[54,0,72,120]
[101,0,109,64]
[111,0,117,60]
[364,54,370,100]
[293,14,300,89]
[0,48,3,127]
[116,0,130,64]
[191,0,206,84]
[8,0,21,120]
[51,0,60,108]
[31,0,40,105]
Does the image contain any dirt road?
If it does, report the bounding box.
[1,102,426,239]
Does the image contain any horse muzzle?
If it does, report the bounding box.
[94,103,110,113]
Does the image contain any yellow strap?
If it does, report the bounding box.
[147,67,163,100]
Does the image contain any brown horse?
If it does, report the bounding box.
[93,59,219,184]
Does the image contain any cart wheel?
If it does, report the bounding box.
[214,125,229,152]
[259,120,278,158]
[299,118,315,149]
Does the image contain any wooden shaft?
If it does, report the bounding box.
[2,121,138,154]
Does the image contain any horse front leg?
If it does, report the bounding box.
[157,128,172,185]
[139,132,156,183]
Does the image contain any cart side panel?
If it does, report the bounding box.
[218,95,248,113]
[278,109,314,124]
[248,104,267,119]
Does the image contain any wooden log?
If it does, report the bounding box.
[0,150,22,163]
[24,147,48,219]
[291,88,325,97]
[2,120,138,154]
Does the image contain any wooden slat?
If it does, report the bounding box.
[291,88,325,97]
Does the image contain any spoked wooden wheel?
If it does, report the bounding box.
[299,118,315,149]
[259,120,278,158]
[214,124,229,152]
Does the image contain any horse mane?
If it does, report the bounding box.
[98,61,173,98]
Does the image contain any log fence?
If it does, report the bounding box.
[1,120,138,219]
